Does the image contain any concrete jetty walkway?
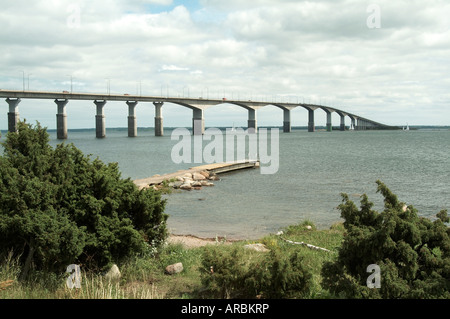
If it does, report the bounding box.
[134,160,260,189]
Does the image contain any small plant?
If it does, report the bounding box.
[200,245,312,299]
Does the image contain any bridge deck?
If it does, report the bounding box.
[0,89,396,130]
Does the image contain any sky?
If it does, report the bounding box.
[1,0,449,130]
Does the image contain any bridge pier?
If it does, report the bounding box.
[283,109,291,133]
[6,98,21,133]
[339,114,345,131]
[55,99,68,139]
[94,100,107,138]
[154,102,164,137]
[127,101,138,137]
[358,119,365,131]
[358,119,366,131]
[248,108,257,133]
[325,110,332,132]
[193,108,205,135]
[308,109,315,132]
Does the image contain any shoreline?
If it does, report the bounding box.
[136,161,262,243]
[167,234,240,248]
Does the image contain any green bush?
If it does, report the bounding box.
[0,121,168,278]
[200,245,311,299]
[321,180,450,298]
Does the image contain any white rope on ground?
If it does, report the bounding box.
[279,237,333,253]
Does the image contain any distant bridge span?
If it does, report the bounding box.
[0,90,396,139]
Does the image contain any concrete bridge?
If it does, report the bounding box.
[0,89,395,139]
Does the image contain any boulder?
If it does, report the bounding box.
[183,173,193,179]
[199,171,210,179]
[175,176,184,182]
[192,181,203,187]
[180,183,192,190]
[104,264,121,280]
[209,175,220,181]
[165,262,184,275]
[193,173,206,181]
[171,181,184,189]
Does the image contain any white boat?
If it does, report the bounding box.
[403,123,409,131]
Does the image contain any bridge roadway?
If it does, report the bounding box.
[0,89,394,139]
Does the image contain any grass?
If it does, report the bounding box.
[270,220,345,298]
[0,220,345,299]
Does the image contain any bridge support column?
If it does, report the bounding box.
[326,111,332,132]
[154,102,164,137]
[193,108,204,136]
[94,100,107,138]
[127,101,138,137]
[55,99,68,139]
[339,114,345,131]
[283,109,291,133]
[248,109,257,134]
[351,118,356,131]
[357,119,366,131]
[308,109,315,132]
[6,98,21,133]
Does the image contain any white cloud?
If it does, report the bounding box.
[0,0,449,129]
[161,65,190,71]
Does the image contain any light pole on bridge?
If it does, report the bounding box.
[67,75,73,93]
[137,80,142,96]
[201,87,209,99]
[183,86,190,98]
[105,78,111,95]
[28,74,32,91]
[21,70,25,92]
[161,84,169,97]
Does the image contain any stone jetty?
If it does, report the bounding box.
[134,160,259,191]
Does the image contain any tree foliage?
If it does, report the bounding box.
[321,180,450,298]
[0,122,168,277]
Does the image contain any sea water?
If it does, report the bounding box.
[2,127,449,239]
